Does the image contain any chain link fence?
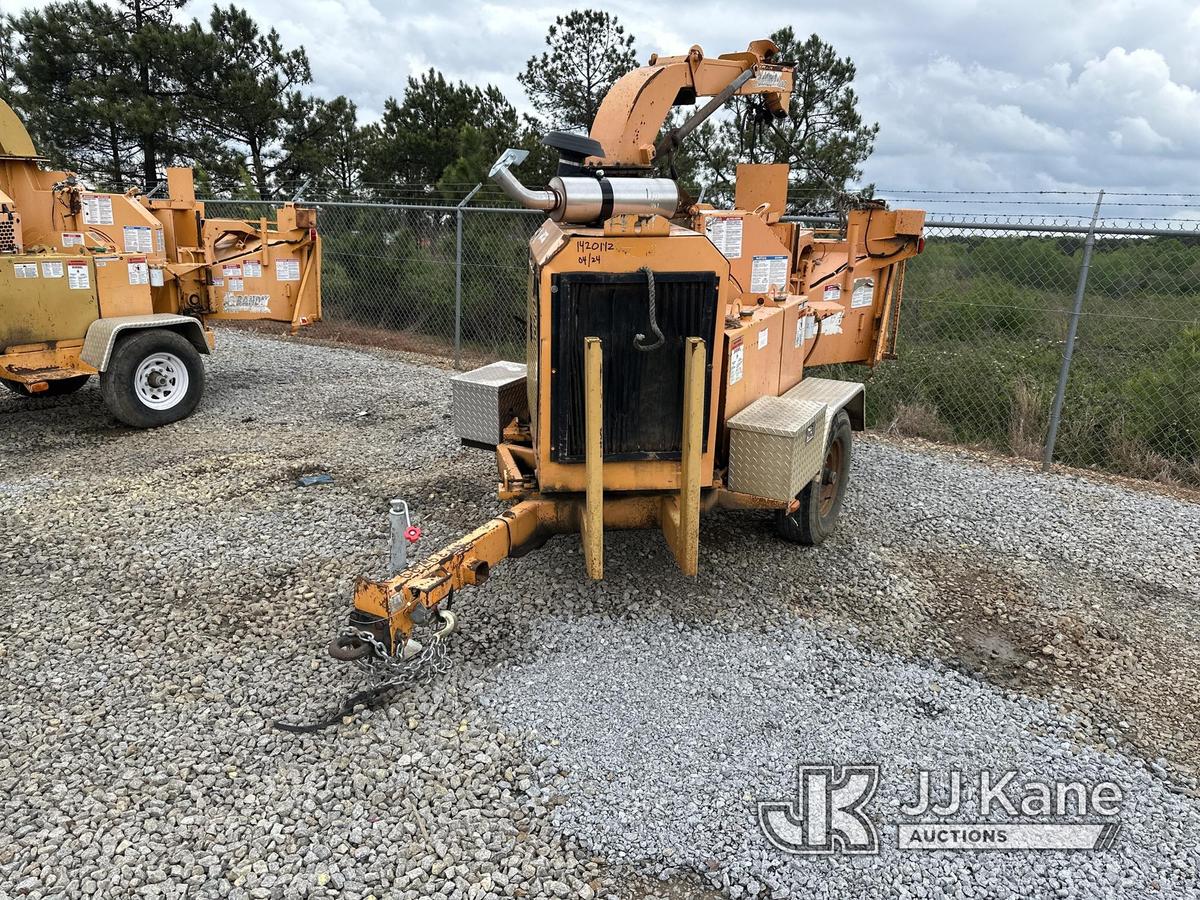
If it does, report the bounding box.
[204,194,1199,487]
[816,213,1200,486]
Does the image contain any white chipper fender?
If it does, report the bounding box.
[81,314,211,371]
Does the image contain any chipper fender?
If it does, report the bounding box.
[80,314,211,371]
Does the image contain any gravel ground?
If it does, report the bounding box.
[2,329,1198,900]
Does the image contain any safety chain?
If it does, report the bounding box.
[274,619,454,734]
[342,623,453,689]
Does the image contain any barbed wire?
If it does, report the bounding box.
[202,185,1200,233]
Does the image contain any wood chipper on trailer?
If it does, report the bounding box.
[326,39,925,674]
[0,99,321,427]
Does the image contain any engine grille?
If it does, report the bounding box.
[549,271,718,463]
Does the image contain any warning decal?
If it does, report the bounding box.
[123,225,153,253]
[750,255,788,294]
[223,263,243,278]
[754,69,786,89]
[757,328,769,350]
[62,232,85,247]
[729,337,745,385]
[822,284,842,302]
[275,258,301,281]
[795,316,808,348]
[228,278,244,292]
[150,266,164,287]
[822,312,845,335]
[41,262,64,279]
[705,216,743,259]
[224,293,272,313]
[156,228,165,252]
[242,261,263,278]
[81,195,114,225]
[67,260,90,290]
[128,257,150,285]
[804,313,844,339]
[13,262,38,279]
[851,277,875,308]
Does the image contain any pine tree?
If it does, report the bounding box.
[518,10,637,132]
[436,86,522,194]
[0,18,18,105]
[363,72,521,195]
[677,29,877,212]
[8,1,211,189]
[276,95,367,198]
[182,5,312,199]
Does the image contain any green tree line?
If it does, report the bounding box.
[1,3,875,208]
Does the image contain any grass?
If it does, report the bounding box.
[835,235,1200,485]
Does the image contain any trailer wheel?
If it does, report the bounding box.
[2,375,91,397]
[774,410,852,546]
[100,329,205,428]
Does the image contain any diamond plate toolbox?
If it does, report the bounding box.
[451,360,528,446]
[726,396,827,502]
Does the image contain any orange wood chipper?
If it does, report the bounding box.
[0,99,321,427]
[332,40,925,663]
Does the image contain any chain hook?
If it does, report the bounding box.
[431,609,458,639]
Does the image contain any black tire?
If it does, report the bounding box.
[2,374,90,397]
[774,409,853,546]
[100,329,205,428]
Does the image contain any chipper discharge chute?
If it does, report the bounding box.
[0,99,321,427]
[331,39,925,668]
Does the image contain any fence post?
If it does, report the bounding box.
[1042,189,1104,471]
[454,183,484,369]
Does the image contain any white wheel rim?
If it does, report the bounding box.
[134,352,189,410]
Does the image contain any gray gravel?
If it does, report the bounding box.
[2,329,1198,899]
[481,618,1200,898]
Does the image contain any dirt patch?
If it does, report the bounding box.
[615,871,727,900]
[891,550,1200,777]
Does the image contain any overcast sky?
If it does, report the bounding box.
[171,0,1197,198]
[16,0,1200,213]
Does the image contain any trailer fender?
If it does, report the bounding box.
[81,315,211,372]
[781,376,866,444]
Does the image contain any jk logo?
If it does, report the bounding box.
[758,764,881,855]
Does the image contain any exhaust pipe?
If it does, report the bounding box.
[489,149,557,212]
[489,148,681,225]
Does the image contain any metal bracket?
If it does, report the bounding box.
[488,148,530,178]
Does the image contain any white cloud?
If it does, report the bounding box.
[17,0,1200,201]
[1109,116,1176,153]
